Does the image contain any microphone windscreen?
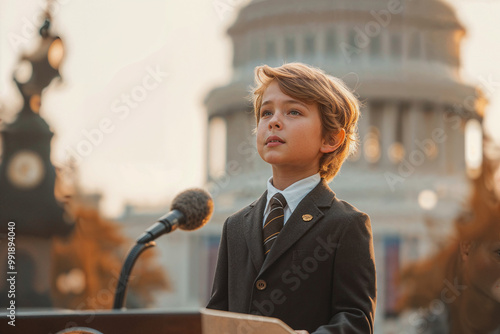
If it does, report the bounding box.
[171,188,214,231]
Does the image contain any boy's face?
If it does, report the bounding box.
[256,80,334,176]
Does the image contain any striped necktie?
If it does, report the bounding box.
[263,193,287,256]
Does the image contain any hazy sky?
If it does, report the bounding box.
[0,0,499,217]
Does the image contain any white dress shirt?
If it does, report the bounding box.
[262,173,321,226]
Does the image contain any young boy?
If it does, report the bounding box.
[207,63,376,334]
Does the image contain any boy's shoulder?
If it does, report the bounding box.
[330,195,370,229]
[331,195,368,217]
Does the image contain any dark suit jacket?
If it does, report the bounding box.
[207,179,376,333]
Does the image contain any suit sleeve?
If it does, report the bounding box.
[314,213,377,334]
[206,219,229,311]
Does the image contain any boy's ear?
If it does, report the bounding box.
[321,128,346,154]
[459,241,473,262]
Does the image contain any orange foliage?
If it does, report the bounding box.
[397,150,500,311]
[50,204,169,310]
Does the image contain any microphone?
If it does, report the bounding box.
[136,188,214,244]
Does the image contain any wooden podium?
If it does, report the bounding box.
[0,309,201,334]
[201,308,295,334]
[1,308,295,333]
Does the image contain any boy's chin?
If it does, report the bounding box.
[261,155,286,165]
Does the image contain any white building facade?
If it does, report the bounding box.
[203,0,484,332]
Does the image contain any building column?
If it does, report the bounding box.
[295,30,304,61]
[380,102,398,168]
[403,103,419,158]
[434,105,447,174]
[416,107,434,173]
[442,108,464,174]
[276,29,285,63]
[456,119,466,173]
[358,104,370,167]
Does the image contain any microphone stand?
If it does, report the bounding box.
[113,241,156,310]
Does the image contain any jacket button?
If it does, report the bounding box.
[256,279,267,290]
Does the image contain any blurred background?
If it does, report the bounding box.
[1,0,499,333]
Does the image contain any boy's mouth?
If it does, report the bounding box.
[265,135,285,146]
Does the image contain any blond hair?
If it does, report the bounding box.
[251,63,360,181]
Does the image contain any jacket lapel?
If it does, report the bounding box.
[243,191,267,272]
[260,179,335,274]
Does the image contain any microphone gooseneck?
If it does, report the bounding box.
[114,188,214,309]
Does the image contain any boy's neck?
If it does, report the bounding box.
[271,167,319,190]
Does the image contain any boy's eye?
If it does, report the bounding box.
[261,110,272,117]
[289,110,301,116]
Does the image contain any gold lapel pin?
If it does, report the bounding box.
[302,214,313,222]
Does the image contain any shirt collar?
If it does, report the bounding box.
[266,173,321,213]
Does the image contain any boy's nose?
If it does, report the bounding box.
[268,113,282,129]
